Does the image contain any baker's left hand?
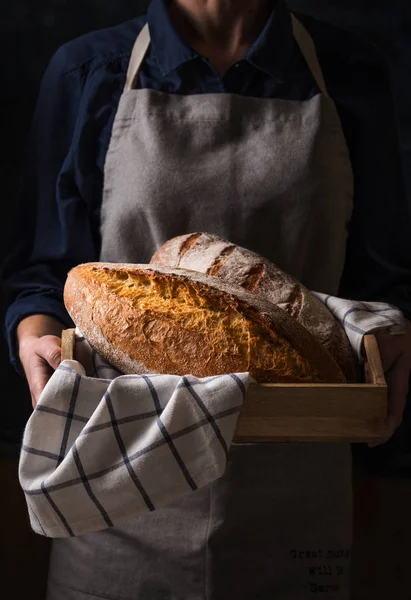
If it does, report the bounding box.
[373,318,411,444]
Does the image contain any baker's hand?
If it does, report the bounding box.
[373,318,411,444]
[19,335,62,408]
[17,315,65,408]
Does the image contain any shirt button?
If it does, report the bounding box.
[235,63,240,68]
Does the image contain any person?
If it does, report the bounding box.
[3,0,411,598]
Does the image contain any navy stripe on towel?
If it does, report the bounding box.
[57,373,81,466]
[182,376,228,458]
[41,482,74,537]
[72,442,113,528]
[104,390,155,511]
[142,375,197,491]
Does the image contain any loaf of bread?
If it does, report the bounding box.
[64,263,347,383]
[151,233,358,382]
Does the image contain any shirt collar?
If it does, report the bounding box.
[147,0,295,81]
[148,0,198,76]
[245,1,295,82]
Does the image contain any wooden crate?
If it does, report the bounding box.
[61,330,387,445]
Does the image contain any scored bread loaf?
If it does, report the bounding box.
[64,262,347,383]
[151,233,358,382]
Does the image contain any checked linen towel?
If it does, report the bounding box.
[311,294,405,358]
[18,294,405,539]
[19,350,250,538]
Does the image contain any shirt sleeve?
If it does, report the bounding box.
[2,45,99,373]
[307,18,411,318]
[338,54,411,318]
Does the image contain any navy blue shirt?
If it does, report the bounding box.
[3,0,411,371]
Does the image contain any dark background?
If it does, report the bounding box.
[1,4,411,599]
[1,0,411,455]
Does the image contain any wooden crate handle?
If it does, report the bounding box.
[61,328,76,361]
[363,334,386,386]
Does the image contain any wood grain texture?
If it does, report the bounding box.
[234,334,387,443]
[363,334,386,386]
[61,328,76,361]
[235,383,387,443]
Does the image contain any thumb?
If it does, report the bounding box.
[39,335,62,371]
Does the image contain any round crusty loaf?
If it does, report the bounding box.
[64,262,347,383]
[150,233,358,382]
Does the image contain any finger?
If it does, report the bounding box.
[37,335,62,370]
[385,355,409,435]
[29,357,55,408]
[374,330,401,372]
[27,337,62,407]
[368,354,410,447]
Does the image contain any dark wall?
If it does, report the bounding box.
[1,1,410,450]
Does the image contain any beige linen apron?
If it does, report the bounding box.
[47,15,355,600]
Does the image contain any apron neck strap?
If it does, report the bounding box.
[125,23,150,92]
[290,14,329,98]
[125,16,329,98]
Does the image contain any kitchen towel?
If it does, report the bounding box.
[19,359,250,538]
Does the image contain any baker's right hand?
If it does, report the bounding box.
[17,315,66,408]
